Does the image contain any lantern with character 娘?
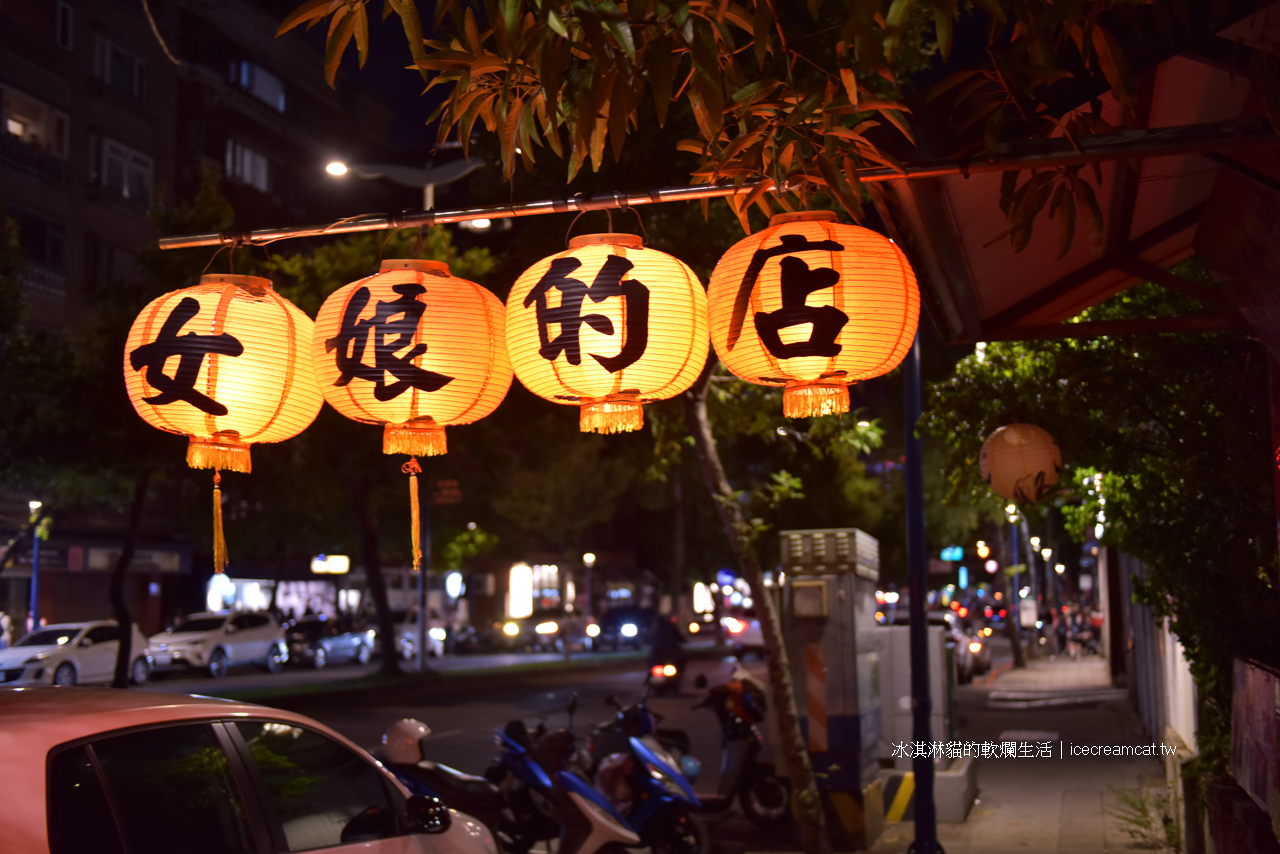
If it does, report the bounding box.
[124,273,324,573]
[506,233,709,433]
[312,258,512,572]
[708,211,919,417]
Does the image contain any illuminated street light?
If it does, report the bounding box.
[1055,564,1066,574]
[324,159,483,211]
[1029,536,1040,549]
[976,541,990,559]
[984,559,999,573]
[325,161,348,176]
[1041,547,1052,561]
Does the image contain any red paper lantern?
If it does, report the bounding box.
[124,274,323,472]
[708,211,919,417]
[506,234,708,433]
[311,259,512,456]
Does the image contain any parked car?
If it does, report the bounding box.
[391,610,445,662]
[149,611,287,678]
[596,605,656,651]
[724,608,765,659]
[285,615,376,669]
[889,610,976,685]
[0,621,151,687]
[0,687,496,854]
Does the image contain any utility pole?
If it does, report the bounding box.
[904,335,943,854]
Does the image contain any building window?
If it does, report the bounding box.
[3,86,69,158]
[55,2,73,50]
[94,37,147,101]
[9,209,66,269]
[229,60,286,112]
[225,139,270,192]
[100,138,152,205]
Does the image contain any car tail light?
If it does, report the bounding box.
[651,665,664,677]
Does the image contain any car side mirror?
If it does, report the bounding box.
[406,795,452,834]
[225,625,236,634]
[604,694,618,708]
[79,638,93,648]
[694,674,708,689]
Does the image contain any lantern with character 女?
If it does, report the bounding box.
[124,273,324,572]
[708,211,920,417]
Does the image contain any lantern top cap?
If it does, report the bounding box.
[200,274,273,293]
[768,211,838,226]
[568,233,644,249]
[380,259,450,274]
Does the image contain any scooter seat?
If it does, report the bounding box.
[411,761,506,808]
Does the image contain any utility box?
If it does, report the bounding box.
[779,528,883,851]
[877,625,956,769]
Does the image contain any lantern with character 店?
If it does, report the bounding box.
[506,233,709,433]
[979,423,1063,503]
[124,273,324,572]
[708,211,920,417]
[311,258,512,571]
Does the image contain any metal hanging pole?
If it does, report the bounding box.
[156,118,1273,251]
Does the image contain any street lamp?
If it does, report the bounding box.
[583,552,596,618]
[324,159,483,211]
[28,500,41,632]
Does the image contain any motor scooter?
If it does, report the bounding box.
[488,695,640,854]
[379,718,539,854]
[587,682,709,854]
[690,670,790,830]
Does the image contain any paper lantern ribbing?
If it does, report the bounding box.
[708,211,920,418]
[124,274,324,473]
[312,259,513,456]
[979,424,1063,503]
[506,234,709,433]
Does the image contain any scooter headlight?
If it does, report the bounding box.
[645,762,687,797]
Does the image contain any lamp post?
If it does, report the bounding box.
[583,553,596,618]
[325,159,483,212]
[27,501,41,632]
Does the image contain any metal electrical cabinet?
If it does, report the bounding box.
[779,528,883,850]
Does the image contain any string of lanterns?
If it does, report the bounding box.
[124,216,921,572]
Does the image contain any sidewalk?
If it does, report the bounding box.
[867,649,1170,854]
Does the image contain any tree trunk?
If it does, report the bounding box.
[111,470,151,688]
[682,360,830,854]
[347,473,401,676]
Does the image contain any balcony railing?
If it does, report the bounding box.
[21,266,66,299]
[0,134,68,186]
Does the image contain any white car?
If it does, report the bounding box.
[0,687,497,854]
[149,611,287,677]
[0,621,151,687]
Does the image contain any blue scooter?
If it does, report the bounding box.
[487,695,640,854]
[588,684,709,854]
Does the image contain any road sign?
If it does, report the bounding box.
[432,478,461,505]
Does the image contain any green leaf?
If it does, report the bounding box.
[324,7,356,87]
[546,8,568,38]
[277,0,334,36]
[647,37,675,126]
[1090,25,1136,115]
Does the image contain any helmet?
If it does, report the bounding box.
[382,718,430,764]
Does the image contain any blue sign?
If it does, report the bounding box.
[940,546,964,562]
[958,567,969,589]
[716,569,737,587]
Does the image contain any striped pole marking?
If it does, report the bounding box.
[805,642,828,751]
[883,772,916,822]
